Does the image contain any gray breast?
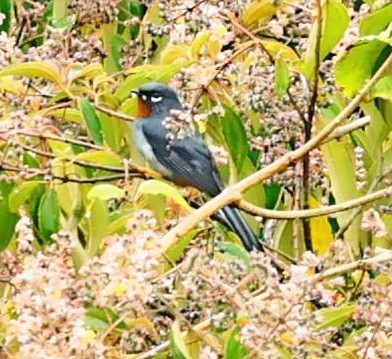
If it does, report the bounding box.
[133,121,173,177]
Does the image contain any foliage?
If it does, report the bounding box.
[0,0,391,358]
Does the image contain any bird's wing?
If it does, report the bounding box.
[141,122,223,196]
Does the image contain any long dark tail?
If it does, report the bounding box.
[220,206,264,252]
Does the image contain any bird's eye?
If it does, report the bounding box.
[151,94,163,103]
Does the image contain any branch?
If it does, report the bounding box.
[160,53,392,251]
[0,162,130,183]
[323,116,370,143]
[236,186,392,219]
[94,104,135,122]
[302,0,323,251]
[1,129,103,150]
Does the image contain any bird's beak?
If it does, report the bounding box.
[131,89,139,98]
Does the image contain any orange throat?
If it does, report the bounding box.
[136,100,152,118]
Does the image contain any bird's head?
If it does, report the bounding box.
[132,82,183,118]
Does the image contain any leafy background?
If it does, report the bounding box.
[0,0,392,358]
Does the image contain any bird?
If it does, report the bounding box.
[132,82,263,252]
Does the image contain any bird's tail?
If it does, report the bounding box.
[220,206,264,252]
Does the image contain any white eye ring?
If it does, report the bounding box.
[141,94,148,101]
[151,95,163,103]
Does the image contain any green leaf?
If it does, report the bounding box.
[99,112,127,153]
[170,321,192,359]
[79,98,104,146]
[0,0,12,33]
[0,62,65,86]
[215,242,251,266]
[74,150,123,168]
[38,189,60,241]
[137,180,191,210]
[85,306,127,331]
[101,24,126,74]
[9,181,41,213]
[87,184,125,201]
[224,327,249,359]
[0,181,19,250]
[319,0,349,60]
[166,229,202,262]
[304,0,349,79]
[275,56,290,97]
[316,112,362,255]
[372,74,392,101]
[315,304,357,331]
[221,105,250,173]
[86,198,109,256]
[242,0,283,26]
[360,3,392,36]
[335,39,386,96]
[40,108,83,123]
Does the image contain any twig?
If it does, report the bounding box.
[236,186,392,219]
[159,53,392,251]
[323,116,370,143]
[0,162,129,183]
[1,129,103,150]
[302,0,323,251]
[94,104,135,122]
[311,249,392,282]
[335,166,392,238]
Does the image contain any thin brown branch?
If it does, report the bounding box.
[303,0,323,251]
[160,53,392,251]
[237,186,392,219]
[94,104,135,122]
[335,166,392,238]
[1,129,103,150]
[0,162,129,183]
[323,116,370,143]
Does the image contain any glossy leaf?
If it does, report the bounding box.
[242,0,281,26]
[166,229,201,262]
[39,108,83,123]
[316,112,362,255]
[221,105,249,173]
[0,62,65,87]
[170,321,192,359]
[87,184,125,201]
[304,0,349,79]
[315,304,357,331]
[335,39,386,96]
[86,198,109,256]
[137,179,191,210]
[38,189,60,241]
[70,63,105,82]
[160,44,190,64]
[275,56,290,97]
[85,306,128,331]
[372,74,392,101]
[309,197,334,255]
[9,181,41,213]
[224,327,249,359]
[215,242,251,266]
[79,98,104,145]
[359,3,392,36]
[0,181,19,250]
[0,0,12,33]
[101,24,126,74]
[74,150,123,168]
